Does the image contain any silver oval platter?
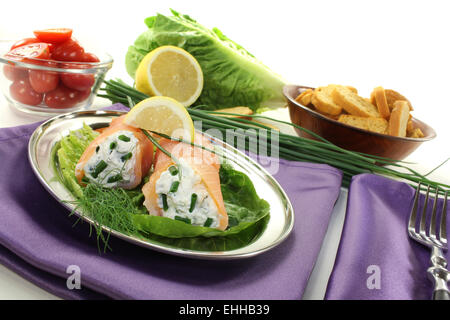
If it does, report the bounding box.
[28,110,294,260]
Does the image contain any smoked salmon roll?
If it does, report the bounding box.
[142,134,228,231]
[75,115,153,189]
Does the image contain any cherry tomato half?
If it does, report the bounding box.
[44,84,80,108]
[51,39,85,62]
[29,69,59,93]
[34,28,73,44]
[3,64,28,81]
[10,78,43,106]
[10,38,41,51]
[6,43,50,61]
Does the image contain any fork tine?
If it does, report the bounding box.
[439,191,448,246]
[419,185,431,240]
[408,182,421,235]
[429,187,439,245]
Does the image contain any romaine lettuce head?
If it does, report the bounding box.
[125,9,286,111]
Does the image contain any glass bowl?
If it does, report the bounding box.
[0,40,113,116]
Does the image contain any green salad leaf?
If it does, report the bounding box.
[53,124,99,198]
[54,124,270,251]
[125,9,286,112]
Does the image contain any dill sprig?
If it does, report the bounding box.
[71,183,144,252]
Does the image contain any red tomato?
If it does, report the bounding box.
[51,39,85,62]
[10,78,43,106]
[6,43,50,61]
[44,84,80,108]
[10,38,41,50]
[29,70,59,93]
[34,28,73,43]
[82,52,100,63]
[76,89,91,102]
[60,72,95,91]
[3,64,28,81]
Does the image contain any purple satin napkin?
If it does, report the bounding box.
[325,173,450,300]
[0,104,342,300]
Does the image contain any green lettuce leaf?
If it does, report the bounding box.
[125,9,286,111]
[140,215,269,251]
[53,124,99,198]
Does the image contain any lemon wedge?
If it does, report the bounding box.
[124,96,195,142]
[135,45,204,107]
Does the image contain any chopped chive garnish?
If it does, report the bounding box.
[170,181,180,193]
[110,141,117,150]
[118,135,130,142]
[204,218,213,227]
[175,216,191,224]
[161,194,169,211]
[121,152,132,161]
[168,165,179,176]
[107,174,123,183]
[95,146,100,153]
[189,193,198,213]
[91,160,107,178]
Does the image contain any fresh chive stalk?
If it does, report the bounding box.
[139,129,183,180]
[99,79,450,192]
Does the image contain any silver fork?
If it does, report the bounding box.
[408,183,450,300]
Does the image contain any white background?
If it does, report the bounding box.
[0,0,449,299]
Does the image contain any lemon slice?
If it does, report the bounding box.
[124,96,195,142]
[135,45,204,107]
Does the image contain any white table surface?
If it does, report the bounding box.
[0,0,449,300]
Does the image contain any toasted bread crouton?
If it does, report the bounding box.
[338,114,388,134]
[311,85,343,116]
[409,128,424,138]
[332,86,380,117]
[248,120,280,131]
[316,109,342,121]
[388,101,410,137]
[385,89,413,111]
[406,119,415,134]
[346,86,358,94]
[215,106,253,118]
[295,89,314,106]
[370,86,391,119]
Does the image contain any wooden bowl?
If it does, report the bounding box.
[283,84,436,161]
